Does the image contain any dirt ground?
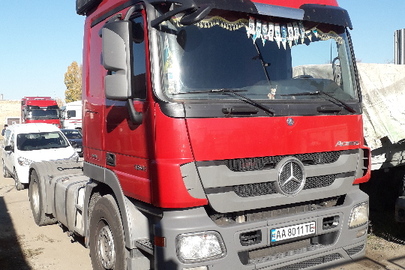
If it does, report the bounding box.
[0,175,92,270]
[1,161,405,269]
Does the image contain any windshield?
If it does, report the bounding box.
[17,132,70,151]
[62,129,82,140]
[157,10,358,103]
[26,109,60,120]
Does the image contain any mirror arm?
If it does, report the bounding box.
[151,0,197,27]
[126,99,143,125]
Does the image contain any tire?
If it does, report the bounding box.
[13,168,24,191]
[90,195,126,270]
[28,169,56,226]
[2,160,11,178]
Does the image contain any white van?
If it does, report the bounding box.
[2,123,78,190]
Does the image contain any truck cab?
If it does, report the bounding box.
[27,1,370,269]
[80,0,370,267]
[61,100,83,129]
[21,97,61,128]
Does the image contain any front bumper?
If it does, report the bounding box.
[153,189,368,270]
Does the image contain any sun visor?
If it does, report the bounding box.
[192,0,351,28]
[76,0,102,15]
[253,2,304,20]
[300,4,353,29]
[193,0,304,20]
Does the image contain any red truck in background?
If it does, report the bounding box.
[27,0,371,269]
[21,96,61,127]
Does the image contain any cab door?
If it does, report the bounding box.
[102,9,153,202]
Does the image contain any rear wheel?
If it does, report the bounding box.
[13,168,24,191]
[28,169,56,226]
[90,195,126,270]
[2,160,11,178]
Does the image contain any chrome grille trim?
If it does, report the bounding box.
[224,150,354,172]
[212,172,354,198]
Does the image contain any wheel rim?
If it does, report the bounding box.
[97,222,116,269]
[31,180,40,215]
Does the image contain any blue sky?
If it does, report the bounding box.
[338,0,404,63]
[0,1,404,101]
[0,1,84,101]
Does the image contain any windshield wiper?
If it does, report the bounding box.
[173,89,275,115]
[281,91,356,113]
[213,89,275,116]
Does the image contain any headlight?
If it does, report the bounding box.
[348,202,369,228]
[17,156,34,166]
[67,152,79,162]
[176,231,226,263]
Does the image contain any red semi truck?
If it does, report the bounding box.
[21,96,61,127]
[27,0,371,269]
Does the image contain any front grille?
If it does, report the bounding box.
[274,253,342,270]
[304,174,337,189]
[234,181,277,197]
[242,232,339,267]
[209,196,342,226]
[346,244,365,256]
[233,174,339,198]
[226,151,348,172]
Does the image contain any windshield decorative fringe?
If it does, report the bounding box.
[172,16,248,31]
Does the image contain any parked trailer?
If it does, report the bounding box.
[28,0,371,269]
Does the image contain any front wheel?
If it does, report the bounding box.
[28,169,56,226]
[90,195,126,270]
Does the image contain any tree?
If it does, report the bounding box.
[64,61,82,103]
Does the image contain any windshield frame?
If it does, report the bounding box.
[148,6,361,117]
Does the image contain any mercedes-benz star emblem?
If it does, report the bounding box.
[286,117,294,126]
[276,157,306,196]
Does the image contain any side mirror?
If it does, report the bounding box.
[4,145,13,152]
[102,20,132,100]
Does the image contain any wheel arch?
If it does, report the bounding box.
[28,163,50,213]
[83,162,150,250]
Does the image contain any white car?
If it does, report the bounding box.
[2,123,78,190]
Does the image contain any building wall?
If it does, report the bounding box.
[0,100,20,138]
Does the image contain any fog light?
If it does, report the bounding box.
[356,228,367,238]
[176,231,226,263]
[349,202,368,228]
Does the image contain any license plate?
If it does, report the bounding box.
[271,221,316,242]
